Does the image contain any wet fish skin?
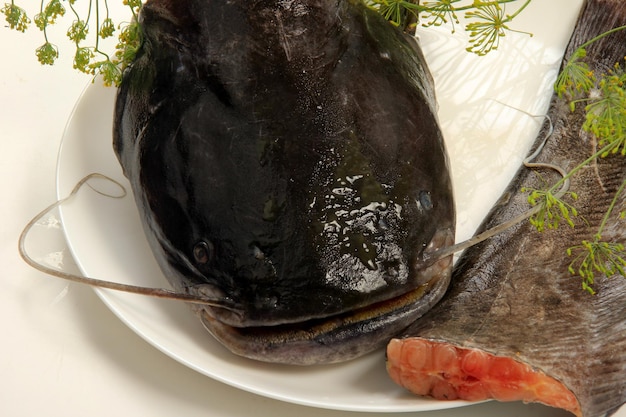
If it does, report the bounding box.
[387,0,626,415]
[113,0,455,364]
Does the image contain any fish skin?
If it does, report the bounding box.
[113,0,455,364]
[387,0,626,414]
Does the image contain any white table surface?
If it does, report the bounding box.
[1,1,624,416]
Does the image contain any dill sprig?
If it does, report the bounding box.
[567,178,626,294]
[465,1,532,56]
[365,0,533,54]
[581,62,626,156]
[555,25,626,99]
[420,0,460,31]
[3,0,142,86]
[554,48,595,100]
[526,26,626,294]
[524,137,626,293]
[365,0,422,32]
[567,239,626,295]
[6,1,533,83]
[560,27,626,158]
[2,1,30,32]
[523,186,579,232]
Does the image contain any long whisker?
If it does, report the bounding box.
[19,173,241,312]
[421,102,569,266]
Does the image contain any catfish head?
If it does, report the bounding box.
[113,0,455,364]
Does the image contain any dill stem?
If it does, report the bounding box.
[547,141,618,195]
[95,0,100,51]
[574,24,626,52]
[129,2,138,20]
[38,0,48,43]
[368,0,529,17]
[68,0,80,21]
[436,0,528,14]
[503,0,532,22]
[86,0,93,24]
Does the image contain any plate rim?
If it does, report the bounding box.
[54,80,472,413]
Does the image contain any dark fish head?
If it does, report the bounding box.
[114,0,455,363]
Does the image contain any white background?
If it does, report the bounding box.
[1,1,624,416]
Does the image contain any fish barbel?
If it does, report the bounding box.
[113,0,455,365]
[387,0,626,415]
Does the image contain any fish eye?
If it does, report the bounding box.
[252,245,265,260]
[419,191,433,210]
[193,241,215,265]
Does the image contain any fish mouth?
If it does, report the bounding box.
[192,228,455,365]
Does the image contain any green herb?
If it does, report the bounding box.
[568,239,626,295]
[365,0,532,54]
[567,176,626,294]
[523,186,578,232]
[525,26,626,294]
[581,63,626,156]
[3,1,533,86]
[3,0,142,86]
[554,48,595,99]
[2,2,30,31]
[464,0,532,55]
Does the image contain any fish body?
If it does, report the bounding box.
[113,0,455,364]
[387,0,626,415]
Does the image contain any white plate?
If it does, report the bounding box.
[55,81,473,413]
[55,2,582,413]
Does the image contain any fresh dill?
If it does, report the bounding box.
[567,173,626,295]
[526,25,626,294]
[7,1,622,294]
[2,0,142,86]
[4,1,533,85]
[567,205,626,295]
[364,0,533,54]
[523,186,579,232]
[567,238,626,295]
